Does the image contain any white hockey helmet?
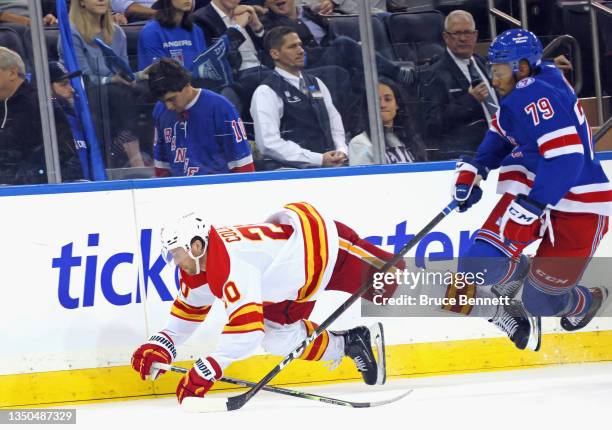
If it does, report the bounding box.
[160,213,211,268]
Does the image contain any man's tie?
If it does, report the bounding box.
[468,59,498,117]
[298,75,309,96]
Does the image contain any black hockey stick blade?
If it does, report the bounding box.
[169,200,458,412]
[153,363,412,411]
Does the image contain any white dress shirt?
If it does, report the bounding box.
[447,47,499,125]
[250,67,347,168]
[210,1,262,71]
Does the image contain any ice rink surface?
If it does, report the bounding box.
[47,362,612,430]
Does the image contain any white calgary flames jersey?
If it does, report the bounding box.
[162,202,340,370]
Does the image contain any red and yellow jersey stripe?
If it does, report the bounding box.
[222,302,264,334]
[298,320,330,361]
[285,202,330,303]
[170,298,211,323]
[338,238,387,270]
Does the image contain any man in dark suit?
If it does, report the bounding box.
[193,0,269,112]
[419,10,497,161]
[194,3,265,74]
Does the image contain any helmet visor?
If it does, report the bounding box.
[162,246,194,268]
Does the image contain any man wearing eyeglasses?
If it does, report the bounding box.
[420,10,495,161]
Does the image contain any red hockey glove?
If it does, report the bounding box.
[131,331,176,380]
[500,194,546,245]
[176,357,222,404]
[452,157,487,212]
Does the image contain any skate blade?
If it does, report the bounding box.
[368,322,386,385]
[526,315,542,352]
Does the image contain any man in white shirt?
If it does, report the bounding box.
[250,26,347,169]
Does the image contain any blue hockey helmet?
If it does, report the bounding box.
[488,29,543,73]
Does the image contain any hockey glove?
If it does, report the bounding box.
[500,194,546,245]
[452,157,486,212]
[176,357,222,404]
[131,331,176,381]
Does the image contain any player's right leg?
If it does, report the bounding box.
[262,301,386,385]
[449,194,541,350]
[520,211,609,331]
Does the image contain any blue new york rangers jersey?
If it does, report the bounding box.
[153,89,254,176]
[476,63,612,215]
[137,20,207,70]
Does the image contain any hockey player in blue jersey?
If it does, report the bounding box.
[445,29,611,351]
[148,58,254,176]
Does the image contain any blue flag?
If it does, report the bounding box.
[191,35,234,87]
[94,38,136,82]
[56,0,107,181]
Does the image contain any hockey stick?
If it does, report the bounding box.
[153,363,412,409]
[188,200,460,412]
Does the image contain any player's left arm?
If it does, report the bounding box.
[219,101,255,173]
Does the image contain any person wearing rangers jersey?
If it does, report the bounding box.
[148,58,254,176]
[131,202,402,403]
[448,29,611,350]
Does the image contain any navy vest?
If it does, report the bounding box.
[263,71,335,155]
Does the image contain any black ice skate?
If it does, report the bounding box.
[489,300,541,351]
[561,286,608,332]
[334,323,386,385]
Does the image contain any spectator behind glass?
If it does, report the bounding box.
[0,47,43,185]
[193,0,268,107]
[21,62,91,183]
[250,27,347,169]
[0,0,57,26]
[60,0,149,168]
[111,0,156,21]
[137,0,206,70]
[297,0,387,15]
[148,58,254,176]
[349,78,427,166]
[48,62,90,181]
[419,10,496,161]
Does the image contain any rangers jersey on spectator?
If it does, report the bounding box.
[162,202,340,370]
[475,63,612,215]
[153,88,254,176]
[137,20,207,70]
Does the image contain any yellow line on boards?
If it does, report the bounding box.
[2,330,611,408]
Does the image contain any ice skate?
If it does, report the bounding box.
[561,286,608,332]
[489,299,541,351]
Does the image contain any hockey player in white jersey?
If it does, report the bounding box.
[131,202,403,403]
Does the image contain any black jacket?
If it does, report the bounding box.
[0,80,44,185]
[260,7,334,67]
[193,4,265,75]
[261,8,333,49]
[419,51,491,160]
[23,98,87,183]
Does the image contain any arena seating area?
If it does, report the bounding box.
[0,0,610,183]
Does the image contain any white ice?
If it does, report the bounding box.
[47,362,612,430]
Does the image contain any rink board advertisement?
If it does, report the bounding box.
[1,161,612,406]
